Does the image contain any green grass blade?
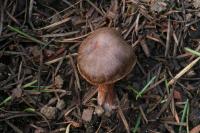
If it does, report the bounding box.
[127,85,139,95]
[179,99,189,132]
[185,47,200,57]
[7,25,46,46]
[24,108,35,112]
[0,96,12,106]
[28,86,47,88]
[165,78,170,95]
[26,88,56,93]
[136,76,156,100]
[22,80,38,88]
[186,100,190,133]
[132,114,141,133]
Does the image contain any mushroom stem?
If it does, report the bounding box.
[97,84,109,106]
[97,84,116,111]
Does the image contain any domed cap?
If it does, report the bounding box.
[77,27,136,85]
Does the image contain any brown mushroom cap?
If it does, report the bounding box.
[77,27,136,85]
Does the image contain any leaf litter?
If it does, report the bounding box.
[0,0,200,132]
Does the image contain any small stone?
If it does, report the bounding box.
[82,108,94,122]
[56,100,65,110]
[94,106,104,116]
[40,105,57,120]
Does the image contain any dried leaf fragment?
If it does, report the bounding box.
[81,108,94,122]
[12,88,22,98]
[192,0,200,9]
[56,99,65,110]
[40,105,57,120]
[94,106,104,116]
[54,75,63,89]
[150,0,167,13]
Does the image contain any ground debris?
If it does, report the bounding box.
[94,106,104,116]
[150,0,167,13]
[82,108,94,122]
[1,0,200,132]
[56,99,65,110]
[40,105,57,120]
[11,88,22,98]
[192,0,200,8]
[54,75,63,89]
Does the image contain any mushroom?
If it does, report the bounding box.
[77,27,136,111]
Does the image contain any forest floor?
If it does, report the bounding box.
[0,0,200,133]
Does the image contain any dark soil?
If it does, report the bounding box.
[0,0,200,133]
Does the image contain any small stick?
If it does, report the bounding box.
[168,57,200,86]
[45,53,78,65]
[36,17,71,30]
[165,18,171,57]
